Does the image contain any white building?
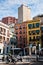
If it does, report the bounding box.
[0,21,10,55]
[18,5,31,23]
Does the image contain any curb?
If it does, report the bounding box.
[0,62,6,63]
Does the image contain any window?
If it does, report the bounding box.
[41,27,43,30]
[33,24,35,28]
[36,36,40,41]
[16,32,18,34]
[19,31,22,34]
[7,30,9,37]
[29,31,31,35]
[36,30,40,34]
[7,47,9,53]
[33,36,35,41]
[0,36,2,42]
[23,27,25,29]
[41,27,43,32]
[29,37,31,41]
[28,24,32,29]
[19,26,22,29]
[36,23,40,27]
[23,31,25,34]
[1,28,3,31]
[23,38,25,43]
[0,27,2,34]
[3,37,5,41]
[32,30,35,35]
[7,38,9,41]
[15,26,18,30]
[20,36,22,38]
[3,29,6,35]
[0,49,1,53]
[19,36,22,41]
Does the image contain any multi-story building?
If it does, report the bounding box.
[18,5,31,23]
[40,22,43,48]
[15,22,27,48]
[0,21,10,55]
[27,19,41,48]
[33,15,43,22]
[15,19,41,55]
[33,15,43,48]
[2,16,18,25]
[2,16,18,34]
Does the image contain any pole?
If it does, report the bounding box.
[24,48,25,55]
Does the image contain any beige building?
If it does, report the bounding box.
[33,15,43,22]
[18,5,31,23]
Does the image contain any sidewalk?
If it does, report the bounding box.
[0,60,6,63]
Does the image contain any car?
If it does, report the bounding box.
[39,48,43,56]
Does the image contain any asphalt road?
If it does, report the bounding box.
[31,62,43,65]
[0,62,43,65]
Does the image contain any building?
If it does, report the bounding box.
[40,22,43,48]
[33,15,43,48]
[2,16,18,34]
[2,16,18,25]
[33,15,43,22]
[15,22,27,48]
[27,19,41,50]
[0,21,10,55]
[18,5,31,23]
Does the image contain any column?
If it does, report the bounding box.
[29,47,31,55]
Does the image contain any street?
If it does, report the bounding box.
[0,62,43,65]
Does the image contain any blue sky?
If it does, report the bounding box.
[0,0,43,19]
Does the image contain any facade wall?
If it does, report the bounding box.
[40,24,43,47]
[27,20,41,47]
[0,22,10,54]
[2,17,18,34]
[15,22,27,48]
[2,17,18,25]
[33,15,43,22]
[18,5,31,23]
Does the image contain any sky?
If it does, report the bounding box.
[0,0,43,19]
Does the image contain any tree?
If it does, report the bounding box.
[10,35,17,47]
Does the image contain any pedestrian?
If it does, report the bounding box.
[10,55,14,63]
[6,56,9,63]
[2,56,4,61]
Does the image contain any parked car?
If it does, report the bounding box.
[39,48,43,56]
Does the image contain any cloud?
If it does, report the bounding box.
[0,0,43,19]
